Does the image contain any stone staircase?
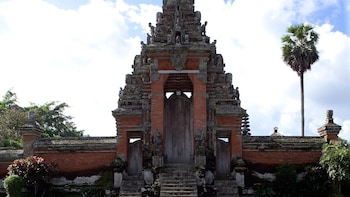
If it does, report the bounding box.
[160,164,198,197]
[215,179,240,197]
[118,178,143,197]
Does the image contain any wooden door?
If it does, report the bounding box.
[216,138,230,177]
[165,94,193,163]
[127,140,143,175]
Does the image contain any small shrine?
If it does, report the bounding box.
[112,0,247,178]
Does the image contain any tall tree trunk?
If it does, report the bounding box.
[300,72,305,137]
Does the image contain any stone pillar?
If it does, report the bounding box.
[21,112,42,157]
[318,110,341,142]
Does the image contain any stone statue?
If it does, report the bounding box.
[156,12,163,24]
[225,73,232,84]
[175,35,181,44]
[194,11,201,23]
[149,23,155,37]
[195,129,206,155]
[234,87,240,101]
[167,34,172,44]
[153,130,162,156]
[141,41,146,49]
[185,34,189,43]
[201,21,207,36]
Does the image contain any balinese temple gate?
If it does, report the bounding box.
[112,0,247,180]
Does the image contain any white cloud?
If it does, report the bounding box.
[0,0,348,140]
[339,120,350,141]
[0,0,142,136]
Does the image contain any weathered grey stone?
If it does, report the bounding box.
[194,155,206,167]
[114,172,123,188]
[152,156,163,167]
[143,170,154,185]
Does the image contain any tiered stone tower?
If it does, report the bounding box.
[113,0,247,178]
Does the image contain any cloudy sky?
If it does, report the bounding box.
[0,0,349,140]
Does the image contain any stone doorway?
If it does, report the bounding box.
[127,135,143,176]
[165,93,193,163]
[216,138,231,177]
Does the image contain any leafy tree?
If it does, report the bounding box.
[281,24,319,136]
[0,90,15,109]
[320,140,350,196]
[27,101,83,137]
[0,90,26,147]
[0,90,83,146]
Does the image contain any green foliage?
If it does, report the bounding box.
[0,138,23,148]
[274,163,297,197]
[81,187,106,197]
[320,140,350,182]
[0,90,17,111]
[0,91,26,147]
[27,101,83,137]
[320,140,350,195]
[111,157,126,173]
[7,156,58,196]
[253,183,275,197]
[95,171,114,188]
[281,24,319,76]
[0,90,83,143]
[298,165,330,197]
[3,174,23,197]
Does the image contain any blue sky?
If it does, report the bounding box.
[0,0,349,140]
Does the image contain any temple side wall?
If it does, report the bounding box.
[241,136,324,171]
[0,137,117,179]
[0,149,23,178]
[35,137,117,178]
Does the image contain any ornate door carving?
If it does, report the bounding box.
[165,93,193,163]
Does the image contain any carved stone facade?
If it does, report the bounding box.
[112,0,246,175]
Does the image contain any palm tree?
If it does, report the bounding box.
[281,24,319,137]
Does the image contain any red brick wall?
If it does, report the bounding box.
[36,152,116,177]
[243,149,322,166]
[158,59,172,70]
[0,162,11,178]
[184,59,199,70]
[157,58,199,70]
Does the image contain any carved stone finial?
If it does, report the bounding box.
[318,110,341,142]
[28,111,35,123]
[326,110,334,123]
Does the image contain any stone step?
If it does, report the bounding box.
[160,164,198,197]
[119,179,143,197]
[215,179,240,197]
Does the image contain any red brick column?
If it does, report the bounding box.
[151,74,168,142]
[21,117,42,157]
[231,117,243,158]
[188,73,207,133]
